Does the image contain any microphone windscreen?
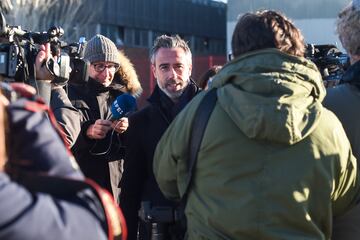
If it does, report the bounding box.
[111,93,136,119]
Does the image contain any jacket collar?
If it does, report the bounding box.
[87,77,124,96]
[147,79,200,121]
[147,79,199,105]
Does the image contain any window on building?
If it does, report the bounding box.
[124,28,149,47]
[100,24,124,47]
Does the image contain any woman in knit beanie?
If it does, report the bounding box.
[51,34,142,198]
[84,34,121,87]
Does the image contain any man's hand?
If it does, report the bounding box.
[35,43,56,81]
[86,119,112,139]
[112,117,129,134]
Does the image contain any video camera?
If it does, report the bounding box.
[53,37,89,86]
[138,201,185,240]
[0,11,88,86]
[305,44,350,87]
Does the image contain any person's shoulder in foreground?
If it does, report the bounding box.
[0,82,127,240]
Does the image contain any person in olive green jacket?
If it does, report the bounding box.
[153,10,360,240]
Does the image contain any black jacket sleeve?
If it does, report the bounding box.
[120,114,147,240]
[51,87,82,147]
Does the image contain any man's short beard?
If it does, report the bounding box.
[157,79,189,101]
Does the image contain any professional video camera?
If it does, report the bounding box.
[305,44,350,87]
[138,201,184,240]
[0,11,88,86]
[53,37,89,86]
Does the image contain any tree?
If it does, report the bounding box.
[3,0,104,42]
[0,0,12,14]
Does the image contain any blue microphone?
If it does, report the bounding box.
[110,93,137,120]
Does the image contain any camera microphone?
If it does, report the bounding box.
[110,93,136,120]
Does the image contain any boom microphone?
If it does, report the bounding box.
[110,93,136,120]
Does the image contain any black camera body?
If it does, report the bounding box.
[139,201,177,224]
[0,43,20,79]
[53,37,89,86]
[138,201,185,240]
[0,11,88,86]
[305,44,350,87]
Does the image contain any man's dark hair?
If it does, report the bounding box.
[198,65,222,89]
[231,10,305,58]
[150,34,192,65]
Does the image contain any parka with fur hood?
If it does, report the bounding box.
[51,50,142,195]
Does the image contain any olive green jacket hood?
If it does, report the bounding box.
[211,48,326,145]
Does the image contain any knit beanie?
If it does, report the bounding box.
[83,34,120,65]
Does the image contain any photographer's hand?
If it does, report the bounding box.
[35,43,56,81]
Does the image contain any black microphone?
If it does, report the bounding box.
[110,93,136,120]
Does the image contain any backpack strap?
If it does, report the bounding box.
[179,87,218,206]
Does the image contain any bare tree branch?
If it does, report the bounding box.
[0,0,13,13]
[4,0,103,41]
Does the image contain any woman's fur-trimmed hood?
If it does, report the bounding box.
[113,50,143,97]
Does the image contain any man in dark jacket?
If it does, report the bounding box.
[323,1,360,239]
[120,35,200,240]
[51,34,129,193]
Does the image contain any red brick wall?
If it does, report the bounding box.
[121,47,153,108]
[192,55,227,85]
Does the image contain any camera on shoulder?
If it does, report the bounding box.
[305,44,350,88]
[0,11,88,86]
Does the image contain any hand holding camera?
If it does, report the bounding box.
[0,11,88,87]
[35,43,57,82]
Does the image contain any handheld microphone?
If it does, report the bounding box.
[90,94,136,156]
[110,93,137,120]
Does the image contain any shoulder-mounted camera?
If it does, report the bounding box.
[305,44,350,87]
[0,11,88,86]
